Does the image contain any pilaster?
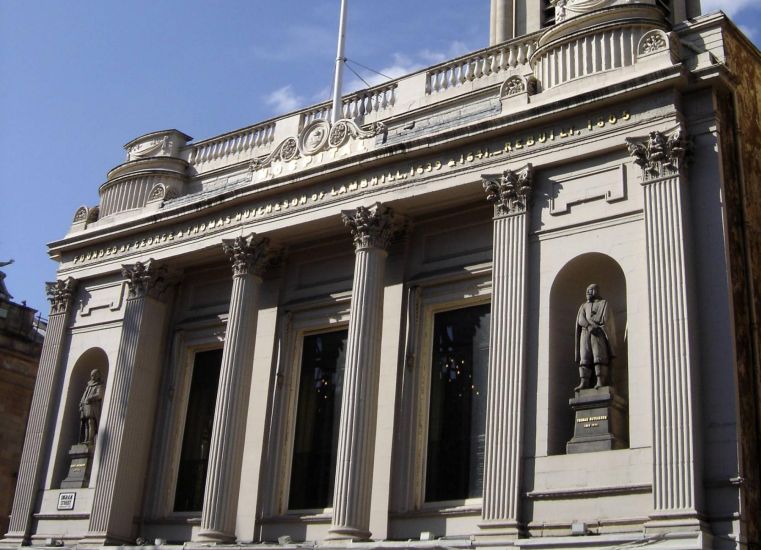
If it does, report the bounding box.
[479,165,533,538]
[2,279,77,545]
[85,260,175,544]
[327,203,396,541]
[195,234,275,543]
[627,130,704,531]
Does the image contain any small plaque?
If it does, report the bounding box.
[57,492,76,511]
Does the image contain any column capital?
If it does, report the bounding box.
[341,202,396,251]
[121,259,176,300]
[482,164,534,217]
[626,127,688,182]
[45,277,77,315]
[222,233,275,277]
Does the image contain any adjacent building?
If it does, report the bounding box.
[0,269,44,536]
[3,0,760,548]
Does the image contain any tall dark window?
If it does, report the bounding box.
[174,349,223,512]
[288,329,348,510]
[543,0,556,27]
[425,303,491,502]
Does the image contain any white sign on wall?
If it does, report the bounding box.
[57,492,76,511]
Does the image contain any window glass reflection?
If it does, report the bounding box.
[174,349,223,512]
[425,303,490,502]
[289,329,348,510]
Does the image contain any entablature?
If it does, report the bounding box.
[51,87,683,285]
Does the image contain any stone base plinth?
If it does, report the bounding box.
[60,443,93,489]
[567,387,627,454]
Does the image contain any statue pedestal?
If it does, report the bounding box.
[60,443,93,489]
[567,387,628,454]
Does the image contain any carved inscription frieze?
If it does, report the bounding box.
[69,108,634,267]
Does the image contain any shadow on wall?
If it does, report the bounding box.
[52,347,109,488]
[548,252,629,455]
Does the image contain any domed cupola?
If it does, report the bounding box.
[530,0,680,91]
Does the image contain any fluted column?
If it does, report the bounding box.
[3,279,77,544]
[628,130,703,526]
[479,165,533,537]
[327,203,395,541]
[86,260,175,544]
[490,0,514,45]
[196,234,274,542]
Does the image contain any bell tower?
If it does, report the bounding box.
[489,0,703,46]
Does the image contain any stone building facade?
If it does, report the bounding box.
[0,271,44,536]
[3,0,761,548]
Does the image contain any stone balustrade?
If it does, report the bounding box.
[300,82,398,127]
[425,33,539,94]
[187,122,276,168]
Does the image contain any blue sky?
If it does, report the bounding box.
[1,1,759,315]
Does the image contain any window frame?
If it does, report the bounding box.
[393,267,492,514]
[143,321,226,520]
[260,295,352,520]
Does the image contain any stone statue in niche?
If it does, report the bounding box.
[574,283,616,390]
[61,369,104,488]
[79,369,104,445]
[567,283,627,454]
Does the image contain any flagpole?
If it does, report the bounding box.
[331,0,348,123]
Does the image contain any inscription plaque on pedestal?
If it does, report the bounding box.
[60,444,93,489]
[567,387,628,454]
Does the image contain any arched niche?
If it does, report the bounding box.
[53,347,109,487]
[547,253,629,455]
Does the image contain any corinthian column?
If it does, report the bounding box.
[327,203,395,541]
[479,165,533,537]
[86,260,175,544]
[196,234,274,543]
[3,279,77,544]
[627,130,703,527]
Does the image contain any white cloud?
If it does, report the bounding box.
[264,85,304,114]
[701,0,756,17]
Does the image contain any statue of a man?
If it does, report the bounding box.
[574,283,616,390]
[79,369,104,445]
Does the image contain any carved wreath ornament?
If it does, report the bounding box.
[250,119,385,171]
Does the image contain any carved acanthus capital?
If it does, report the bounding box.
[222,234,275,278]
[626,128,688,181]
[482,164,535,216]
[45,278,78,315]
[122,259,176,300]
[341,203,397,251]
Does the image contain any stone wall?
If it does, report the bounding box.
[721,26,761,549]
[0,300,42,536]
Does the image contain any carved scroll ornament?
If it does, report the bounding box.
[482,164,535,216]
[250,119,385,171]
